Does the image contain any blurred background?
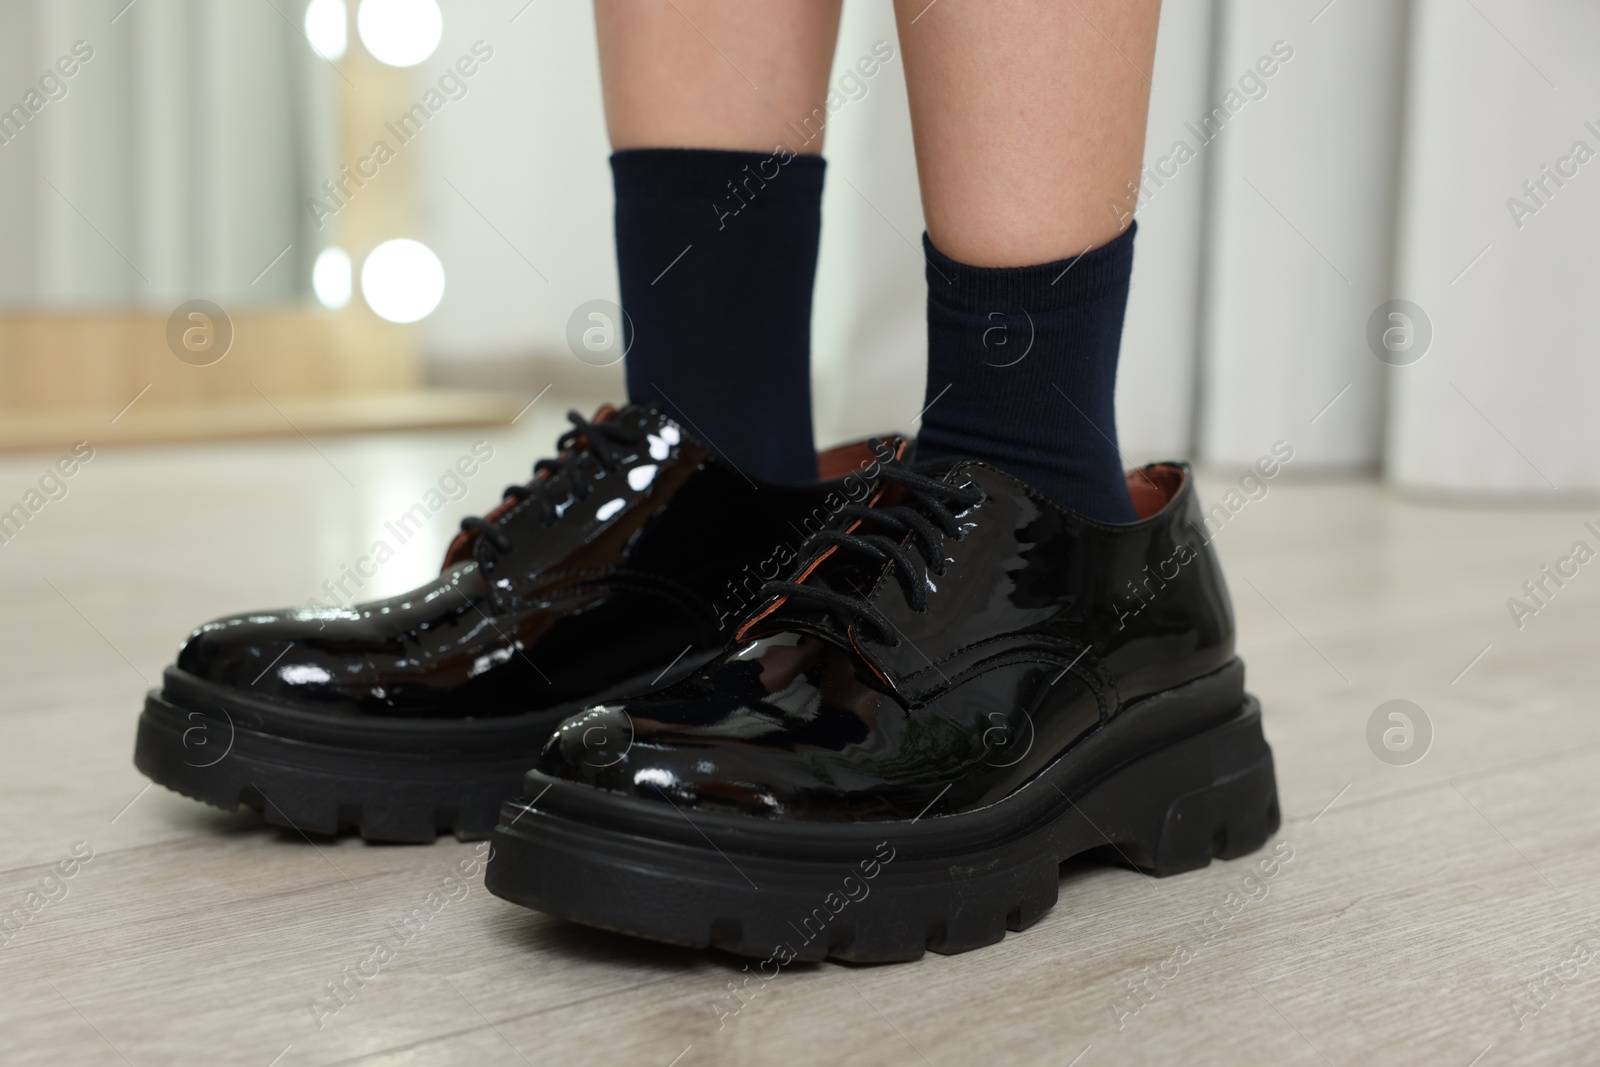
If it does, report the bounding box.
[3,0,1596,488]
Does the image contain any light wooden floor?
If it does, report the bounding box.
[3,409,1598,1067]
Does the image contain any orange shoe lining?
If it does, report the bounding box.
[1127,464,1185,520]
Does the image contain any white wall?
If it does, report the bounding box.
[1115,0,1217,464]
[808,1,928,449]
[1387,0,1600,493]
[1198,0,1408,469]
[416,0,616,363]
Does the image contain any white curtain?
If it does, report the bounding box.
[0,0,331,310]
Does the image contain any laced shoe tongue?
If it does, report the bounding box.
[730,446,897,644]
[736,455,979,647]
[741,528,888,644]
[441,403,673,569]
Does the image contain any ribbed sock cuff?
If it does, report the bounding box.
[923,221,1138,314]
[611,147,826,202]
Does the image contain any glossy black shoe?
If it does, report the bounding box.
[486,458,1280,961]
[134,405,900,842]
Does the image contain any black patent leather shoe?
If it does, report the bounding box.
[134,405,900,841]
[486,458,1280,960]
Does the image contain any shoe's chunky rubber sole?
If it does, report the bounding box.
[135,692,546,842]
[485,667,1280,962]
[134,653,715,843]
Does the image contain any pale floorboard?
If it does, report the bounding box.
[2,409,1597,1066]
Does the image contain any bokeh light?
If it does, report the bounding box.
[356,0,443,68]
[361,239,445,323]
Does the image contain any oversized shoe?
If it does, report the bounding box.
[486,458,1279,959]
[135,405,901,841]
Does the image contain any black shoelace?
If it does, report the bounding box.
[459,410,649,565]
[759,460,983,646]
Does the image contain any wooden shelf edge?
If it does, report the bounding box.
[0,390,522,452]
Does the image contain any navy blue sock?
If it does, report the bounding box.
[612,148,824,483]
[914,224,1139,523]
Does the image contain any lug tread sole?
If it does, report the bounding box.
[486,697,1280,963]
[134,706,531,843]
